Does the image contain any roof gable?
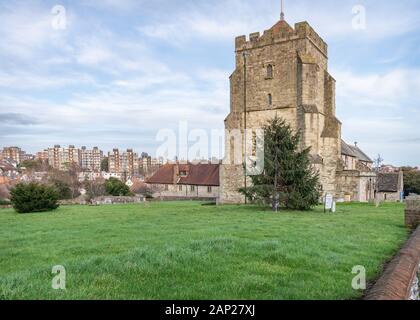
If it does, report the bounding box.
[377,173,399,192]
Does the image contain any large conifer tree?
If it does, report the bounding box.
[241,117,320,211]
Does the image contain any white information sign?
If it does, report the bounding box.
[325,194,334,211]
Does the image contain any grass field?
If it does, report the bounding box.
[0,201,408,300]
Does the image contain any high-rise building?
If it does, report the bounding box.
[139,156,164,172]
[108,148,139,177]
[35,150,49,162]
[1,147,25,164]
[81,146,103,172]
[48,145,81,170]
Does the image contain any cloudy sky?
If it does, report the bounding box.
[0,0,419,166]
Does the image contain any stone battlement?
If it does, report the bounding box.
[235,21,328,57]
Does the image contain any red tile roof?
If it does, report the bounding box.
[270,19,294,34]
[145,164,174,184]
[179,164,219,187]
[146,163,220,187]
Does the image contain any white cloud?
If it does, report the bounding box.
[0,71,96,90]
[334,68,420,108]
[0,0,419,165]
[81,0,142,12]
[137,0,420,45]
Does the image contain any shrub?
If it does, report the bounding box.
[0,199,11,206]
[10,183,59,214]
[105,178,133,196]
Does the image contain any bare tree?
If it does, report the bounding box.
[84,178,106,202]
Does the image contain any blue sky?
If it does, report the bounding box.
[0,0,419,166]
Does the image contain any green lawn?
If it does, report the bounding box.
[0,201,408,300]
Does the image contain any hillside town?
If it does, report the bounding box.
[0,144,414,203]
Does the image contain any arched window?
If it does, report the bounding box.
[268,93,272,107]
[267,64,273,78]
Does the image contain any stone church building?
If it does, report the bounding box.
[219,12,376,204]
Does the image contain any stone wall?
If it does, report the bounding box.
[91,196,144,205]
[377,191,401,202]
[150,184,219,200]
[406,196,420,229]
[335,170,376,202]
[59,196,144,206]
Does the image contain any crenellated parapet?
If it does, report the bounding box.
[235,20,328,57]
[295,22,328,56]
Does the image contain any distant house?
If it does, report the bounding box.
[146,163,220,200]
[0,160,20,180]
[377,171,404,202]
[336,140,376,202]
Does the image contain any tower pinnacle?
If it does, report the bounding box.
[280,0,285,21]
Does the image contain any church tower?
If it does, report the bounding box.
[219,8,342,204]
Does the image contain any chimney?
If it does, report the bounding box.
[173,164,179,185]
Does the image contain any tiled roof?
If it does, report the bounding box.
[145,164,174,185]
[377,173,399,192]
[341,140,357,157]
[349,145,372,163]
[0,161,16,172]
[179,164,219,187]
[270,19,294,34]
[146,164,220,187]
[341,140,372,163]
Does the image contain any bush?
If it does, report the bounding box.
[10,183,59,214]
[0,199,11,206]
[105,178,133,196]
[52,180,72,200]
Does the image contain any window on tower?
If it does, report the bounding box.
[268,93,273,107]
[266,64,273,79]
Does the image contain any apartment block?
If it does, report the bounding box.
[35,150,49,162]
[1,147,25,164]
[108,148,139,177]
[139,156,164,172]
[48,145,81,170]
[81,146,103,172]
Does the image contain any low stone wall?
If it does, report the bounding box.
[364,227,420,300]
[59,196,144,206]
[153,196,217,202]
[406,196,420,229]
[91,196,144,205]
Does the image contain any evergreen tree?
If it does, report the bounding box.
[240,117,320,211]
[10,183,59,213]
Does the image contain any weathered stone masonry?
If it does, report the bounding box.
[220,19,341,204]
